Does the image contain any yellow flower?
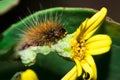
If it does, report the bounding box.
[61,7,112,80]
[21,69,39,80]
[11,69,39,80]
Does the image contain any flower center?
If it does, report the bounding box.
[72,40,86,61]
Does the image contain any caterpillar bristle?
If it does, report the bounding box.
[16,13,67,50]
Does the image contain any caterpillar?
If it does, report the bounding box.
[16,11,67,51]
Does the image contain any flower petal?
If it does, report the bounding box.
[81,59,94,80]
[74,58,82,76]
[86,34,112,55]
[21,69,39,80]
[85,7,107,39]
[61,66,79,80]
[77,7,107,40]
[84,55,97,80]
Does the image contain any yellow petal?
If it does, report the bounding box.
[77,7,107,40]
[81,59,94,80]
[61,65,82,80]
[73,28,81,39]
[83,24,100,40]
[84,55,97,80]
[84,7,107,39]
[74,58,82,76]
[21,69,39,80]
[69,71,77,80]
[86,34,112,55]
[86,7,107,29]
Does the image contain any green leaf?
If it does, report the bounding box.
[0,0,19,15]
[0,7,120,80]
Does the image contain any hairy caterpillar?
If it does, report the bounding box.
[16,11,67,51]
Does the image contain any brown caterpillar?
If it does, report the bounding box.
[16,12,67,50]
